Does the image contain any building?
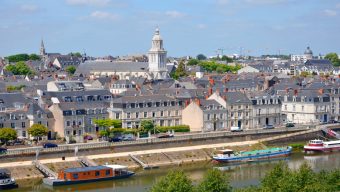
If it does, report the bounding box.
[182,99,228,132]
[281,89,331,124]
[291,46,313,63]
[109,95,184,128]
[52,56,82,69]
[75,28,169,80]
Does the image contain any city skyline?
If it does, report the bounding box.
[0,0,340,57]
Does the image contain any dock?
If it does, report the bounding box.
[78,156,97,167]
[32,160,57,178]
[129,154,158,169]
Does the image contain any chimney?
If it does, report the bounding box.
[208,87,213,96]
[209,79,215,86]
[195,98,201,106]
[185,100,190,107]
[294,89,298,96]
[224,88,228,93]
[223,95,227,100]
[318,88,324,95]
[216,88,220,95]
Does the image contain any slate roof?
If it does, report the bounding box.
[219,92,252,104]
[75,61,149,75]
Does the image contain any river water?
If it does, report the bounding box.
[11,152,340,192]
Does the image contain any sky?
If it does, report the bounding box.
[0,0,339,57]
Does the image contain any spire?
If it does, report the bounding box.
[155,26,160,35]
[40,39,46,56]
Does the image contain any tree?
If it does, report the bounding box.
[140,120,155,133]
[66,66,76,75]
[325,53,340,67]
[29,54,41,61]
[187,59,199,66]
[68,52,82,57]
[0,128,17,144]
[5,61,34,75]
[150,170,194,192]
[172,61,187,80]
[5,54,30,62]
[221,55,233,63]
[300,71,310,77]
[27,124,49,140]
[94,119,122,129]
[197,168,232,192]
[196,54,207,60]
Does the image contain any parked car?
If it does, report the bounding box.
[43,143,58,148]
[285,123,295,128]
[108,137,122,142]
[230,126,243,132]
[0,147,7,155]
[327,120,338,124]
[157,134,174,138]
[263,125,274,129]
[122,136,135,141]
[84,135,93,140]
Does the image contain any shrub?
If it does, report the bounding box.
[156,125,190,133]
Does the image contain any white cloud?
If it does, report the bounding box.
[20,4,39,12]
[197,24,207,29]
[66,0,111,6]
[165,11,185,18]
[90,11,119,21]
[323,9,337,17]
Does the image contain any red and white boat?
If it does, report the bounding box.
[304,139,340,152]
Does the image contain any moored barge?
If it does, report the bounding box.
[43,164,134,186]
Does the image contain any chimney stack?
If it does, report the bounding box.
[294,89,298,96]
[195,98,201,106]
[318,88,324,95]
[208,87,213,96]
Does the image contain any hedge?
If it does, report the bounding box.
[156,125,190,133]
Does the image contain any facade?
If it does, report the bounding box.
[281,89,331,124]
[182,99,228,132]
[109,95,184,128]
[148,27,168,79]
[290,46,313,63]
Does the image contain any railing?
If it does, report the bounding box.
[4,125,321,157]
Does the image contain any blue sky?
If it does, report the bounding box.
[0,0,339,57]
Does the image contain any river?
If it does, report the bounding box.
[10,151,340,192]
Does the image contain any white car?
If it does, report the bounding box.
[230,126,243,132]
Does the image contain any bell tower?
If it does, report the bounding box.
[40,39,46,56]
[148,27,168,79]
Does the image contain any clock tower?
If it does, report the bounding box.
[148,27,168,79]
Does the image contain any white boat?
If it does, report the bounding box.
[0,169,18,190]
[304,139,340,152]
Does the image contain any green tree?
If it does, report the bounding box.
[140,120,155,133]
[68,52,82,57]
[221,55,233,63]
[94,119,122,129]
[196,54,207,60]
[150,170,194,192]
[0,128,17,144]
[172,61,187,80]
[187,59,199,66]
[5,54,30,62]
[5,61,34,75]
[29,54,41,61]
[27,124,49,140]
[300,71,310,77]
[325,52,340,67]
[66,66,76,75]
[197,168,232,192]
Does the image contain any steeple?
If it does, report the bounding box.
[40,39,46,56]
[148,27,168,79]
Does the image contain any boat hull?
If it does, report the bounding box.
[43,171,134,186]
[0,183,18,190]
[304,146,340,152]
[213,148,292,163]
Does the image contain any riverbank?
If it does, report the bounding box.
[3,140,267,181]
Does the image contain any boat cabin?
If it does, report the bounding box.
[58,166,113,181]
[308,139,324,146]
[0,169,12,184]
[215,149,235,157]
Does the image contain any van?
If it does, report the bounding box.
[230,126,243,132]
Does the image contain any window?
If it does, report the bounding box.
[95,171,100,176]
[175,110,179,116]
[127,113,131,119]
[11,123,15,128]
[168,111,171,116]
[136,112,139,118]
[73,173,79,179]
[152,112,156,118]
[160,111,164,117]
[144,112,147,118]
[207,114,210,120]
[293,105,296,111]
[22,131,26,137]
[115,113,120,119]
[22,122,25,128]
[106,170,111,176]
[0,123,3,128]
[66,121,70,126]
[284,105,287,110]
[238,112,241,117]
[38,121,42,125]
[301,106,304,111]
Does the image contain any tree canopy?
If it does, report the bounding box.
[68,52,82,57]
[150,170,194,192]
[187,59,199,66]
[93,119,122,129]
[27,124,49,138]
[197,168,232,192]
[171,61,188,80]
[196,54,207,60]
[325,52,340,67]
[66,66,76,75]
[140,120,155,133]
[199,61,241,73]
[5,53,40,62]
[5,61,34,75]
[0,128,17,144]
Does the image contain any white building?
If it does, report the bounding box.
[290,46,313,63]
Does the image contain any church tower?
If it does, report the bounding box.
[148,27,168,79]
[40,39,46,56]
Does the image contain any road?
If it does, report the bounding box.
[0,140,259,168]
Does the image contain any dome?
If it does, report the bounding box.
[152,27,162,41]
[304,46,313,55]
